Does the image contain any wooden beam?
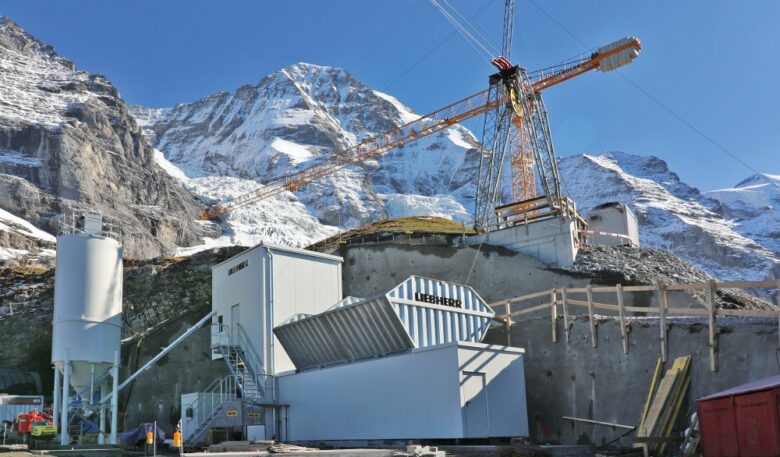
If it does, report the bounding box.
[508,301,553,317]
[658,284,668,362]
[617,284,628,354]
[716,279,779,289]
[561,287,570,344]
[586,285,597,348]
[551,289,558,343]
[707,279,718,372]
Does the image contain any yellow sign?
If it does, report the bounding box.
[226,410,238,417]
[248,413,260,418]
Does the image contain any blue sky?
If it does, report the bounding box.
[2,0,778,192]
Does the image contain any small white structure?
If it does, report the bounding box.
[210,242,343,375]
[51,213,122,445]
[273,276,528,442]
[277,342,527,441]
[586,202,640,247]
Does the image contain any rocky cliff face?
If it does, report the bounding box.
[0,17,216,260]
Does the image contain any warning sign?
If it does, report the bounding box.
[248,412,260,418]
[226,410,238,417]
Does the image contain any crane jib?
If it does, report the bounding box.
[200,36,642,221]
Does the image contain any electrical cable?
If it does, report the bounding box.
[429,0,495,62]
[385,0,499,90]
[440,0,500,56]
[526,0,762,177]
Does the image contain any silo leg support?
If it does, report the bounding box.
[60,359,70,445]
[110,351,119,445]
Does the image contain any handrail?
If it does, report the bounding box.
[486,278,780,371]
[183,375,237,444]
[236,323,265,375]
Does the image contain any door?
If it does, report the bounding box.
[230,304,241,343]
[462,371,489,437]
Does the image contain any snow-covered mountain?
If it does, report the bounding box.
[130,62,780,282]
[132,62,479,250]
[0,17,215,260]
[559,152,780,281]
[706,173,780,257]
[0,15,776,283]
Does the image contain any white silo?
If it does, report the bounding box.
[51,213,122,445]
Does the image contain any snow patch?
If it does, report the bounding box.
[0,208,55,242]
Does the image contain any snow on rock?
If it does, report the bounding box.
[560,152,780,281]
[706,173,780,257]
[174,175,339,256]
[381,193,470,223]
[0,17,214,260]
[0,208,55,242]
[133,61,480,251]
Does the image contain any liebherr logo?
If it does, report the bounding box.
[414,292,462,308]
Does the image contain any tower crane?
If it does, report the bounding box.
[199,3,641,227]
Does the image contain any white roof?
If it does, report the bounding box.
[212,241,343,270]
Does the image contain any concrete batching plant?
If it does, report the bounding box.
[51,213,122,445]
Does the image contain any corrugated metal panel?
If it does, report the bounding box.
[385,276,495,347]
[0,395,44,422]
[274,297,414,371]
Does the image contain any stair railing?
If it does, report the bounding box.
[183,375,237,444]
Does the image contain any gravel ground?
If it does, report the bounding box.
[570,245,775,309]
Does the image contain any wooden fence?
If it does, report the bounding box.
[488,279,780,372]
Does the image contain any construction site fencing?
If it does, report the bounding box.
[488,279,780,372]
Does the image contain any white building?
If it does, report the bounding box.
[210,242,343,375]
[586,202,640,247]
[185,247,528,445]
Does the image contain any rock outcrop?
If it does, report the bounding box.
[0,17,217,259]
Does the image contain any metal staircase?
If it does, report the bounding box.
[183,376,237,445]
[183,324,273,446]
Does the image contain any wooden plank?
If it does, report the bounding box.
[716,279,779,289]
[658,284,668,362]
[638,359,678,438]
[590,286,622,293]
[665,308,709,316]
[622,285,660,292]
[666,282,707,291]
[707,280,718,372]
[489,289,553,307]
[586,285,597,348]
[638,357,663,435]
[551,289,558,343]
[508,302,553,317]
[617,284,628,354]
[561,287,570,344]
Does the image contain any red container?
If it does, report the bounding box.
[697,375,780,457]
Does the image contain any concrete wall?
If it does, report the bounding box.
[335,244,666,316]
[484,316,780,446]
[277,342,527,441]
[468,216,579,267]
